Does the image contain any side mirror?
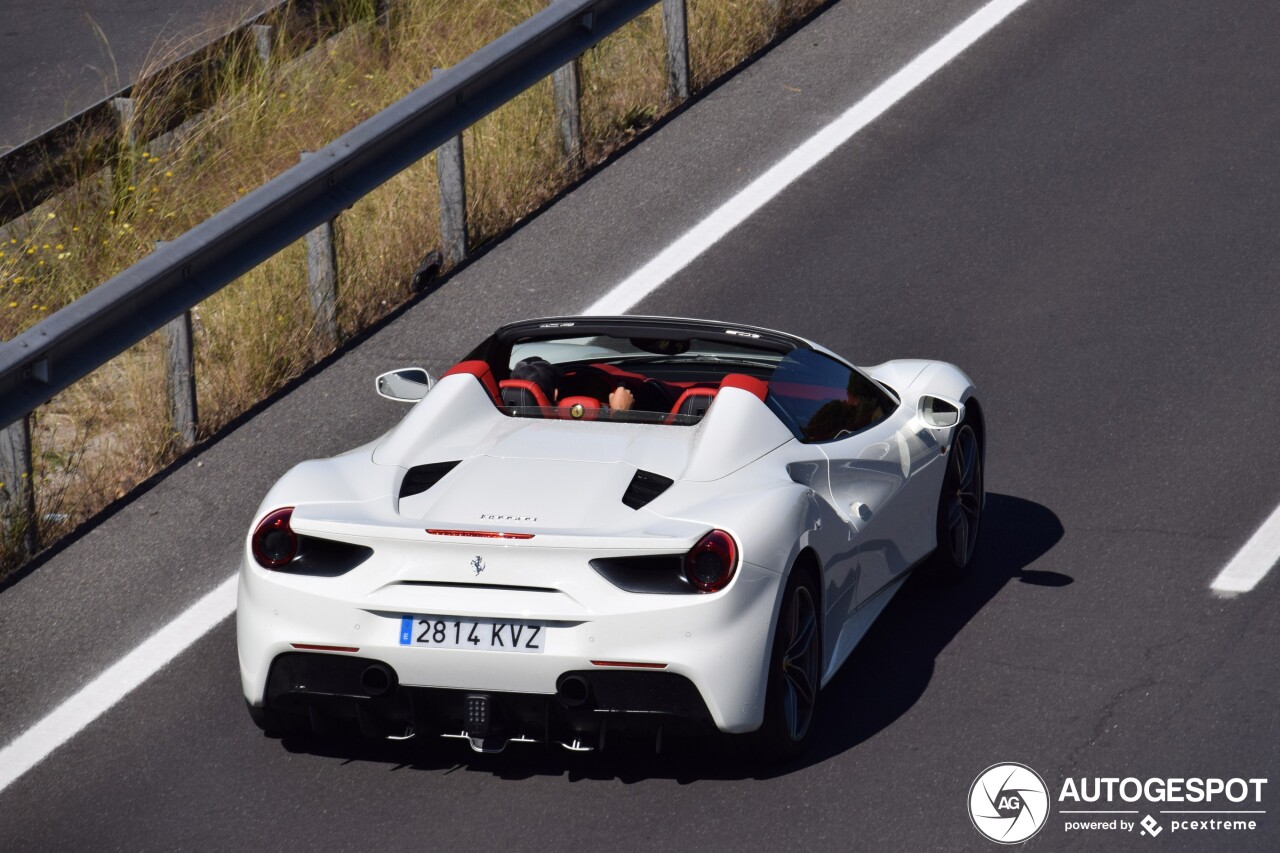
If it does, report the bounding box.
[919,394,964,429]
[376,367,435,402]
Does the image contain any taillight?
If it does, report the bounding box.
[684,529,738,592]
[252,507,298,569]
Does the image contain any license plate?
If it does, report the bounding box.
[398,615,545,654]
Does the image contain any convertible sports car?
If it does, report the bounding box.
[237,316,985,760]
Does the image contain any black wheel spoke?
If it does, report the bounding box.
[784,662,816,707]
[785,612,815,661]
[775,584,818,742]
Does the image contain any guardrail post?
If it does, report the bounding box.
[251,24,273,68]
[550,1,583,166]
[111,97,137,147]
[300,153,339,345]
[432,74,468,266]
[163,310,198,448]
[1,415,38,558]
[111,97,138,192]
[661,0,690,103]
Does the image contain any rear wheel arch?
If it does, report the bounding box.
[789,547,823,615]
[962,394,986,459]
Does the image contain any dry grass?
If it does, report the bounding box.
[0,0,828,575]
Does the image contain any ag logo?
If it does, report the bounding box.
[969,763,1050,844]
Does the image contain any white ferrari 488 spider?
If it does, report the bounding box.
[237,316,985,760]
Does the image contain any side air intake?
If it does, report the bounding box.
[399,461,460,499]
[621,469,674,510]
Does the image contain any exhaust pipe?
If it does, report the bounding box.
[556,674,591,708]
[360,663,396,697]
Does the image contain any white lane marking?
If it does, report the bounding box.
[0,575,237,795]
[1211,502,1280,595]
[0,0,1037,796]
[584,0,1035,315]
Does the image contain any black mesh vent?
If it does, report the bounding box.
[621,469,674,510]
[399,461,460,499]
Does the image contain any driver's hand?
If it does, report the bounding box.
[609,385,635,411]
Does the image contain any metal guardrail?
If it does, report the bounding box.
[0,0,361,223]
[0,0,695,557]
[0,0,664,423]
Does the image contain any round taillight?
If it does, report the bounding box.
[252,507,297,569]
[684,529,738,593]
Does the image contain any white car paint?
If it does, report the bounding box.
[237,317,980,742]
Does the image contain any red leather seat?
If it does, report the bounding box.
[441,360,501,405]
[667,387,719,423]
[499,379,554,412]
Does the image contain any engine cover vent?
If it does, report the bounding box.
[621,469,674,510]
[399,461,461,499]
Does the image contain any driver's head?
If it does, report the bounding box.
[511,356,561,403]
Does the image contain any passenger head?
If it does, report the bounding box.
[511,356,561,403]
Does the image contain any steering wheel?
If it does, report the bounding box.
[558,396,602,420]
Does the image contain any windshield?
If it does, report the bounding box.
[498,334,782,425]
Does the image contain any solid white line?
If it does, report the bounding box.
[0,574,237,795]
[584,0,1035,315]
[0,0,1037,799]
[1211,502,1280,595]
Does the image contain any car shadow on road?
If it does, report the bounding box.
[276,492,1066,783]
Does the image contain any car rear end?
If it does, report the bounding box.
[237,502,782,753]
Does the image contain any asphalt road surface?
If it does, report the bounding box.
[2,0,1278,849]
[0,0,274,150]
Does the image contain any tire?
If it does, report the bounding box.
[749,566,822,763]
[931,418,984,580]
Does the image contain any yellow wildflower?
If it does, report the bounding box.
[46,212,56,219]
[55,244,63,250]
[165,171,173,178]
